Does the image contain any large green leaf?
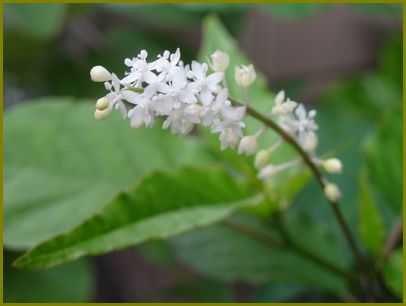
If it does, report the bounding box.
[5,98,211,249]
[358,170,385,255]
[172,222,347,294]
[4,252,93,302]
[14,167,261,269]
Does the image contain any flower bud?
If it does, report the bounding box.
[324,183,341,202]
[302,132,318,152]
[255,149,271,169]
[90,65,112,82]
[210,50,230,72]
[235,64,256,87]
[274,90,285,105]
[323,158,343,174]
[238,135,258,155]
[94,107,112,120]
[258,164,277,180]
[96,96,110,111]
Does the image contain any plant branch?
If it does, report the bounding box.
[382,218,402,261]
[229,98,364,267]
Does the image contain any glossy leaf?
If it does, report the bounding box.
[14,167,261,269]
[5,98,211,249]
[172,222,347,294]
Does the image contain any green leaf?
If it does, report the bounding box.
[5,98,211,250]
[5,4,66,39]
[14,167,261,269]
[365,111,402,214]
[4,252,93,302]
[383,249,403,298]
[172,222,347,294]
[358,170,385,255]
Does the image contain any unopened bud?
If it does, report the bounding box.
[235,64,256,87]
[255,149,271,169]
[96,97,110,111]
[90,65,112,82]
[324,183,341,202]
[258,164,277,180]
[94,107,112,120]
[323,158,343,174]
[238,135,258,155]
[210,50,230,72]
[302,132,318,152]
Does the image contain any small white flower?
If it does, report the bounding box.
[121,49,158,86]
[235,64,256,87]
[272,90,297,115]
[323,158,343,174]
[324,183,341,202]
[189,61,223,105]
[90,66,112,82]
[210,50,230,72]
[238,135,258,155]
[104,74,127,118]
[218,123,244,150]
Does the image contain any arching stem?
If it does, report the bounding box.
[230,97,365,270]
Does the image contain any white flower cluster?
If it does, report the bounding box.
[90,49,246,150]
[90,48,342,200]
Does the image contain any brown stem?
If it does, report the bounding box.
[229,98,365,268]
[382,218,402,261]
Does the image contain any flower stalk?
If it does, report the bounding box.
[230,97,364,266]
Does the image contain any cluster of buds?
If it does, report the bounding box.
[90,48,342,202]
[90,49,246,150]
[238,90,343,201]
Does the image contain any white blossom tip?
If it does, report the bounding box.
[302,132,318,152]
[95,96,109,111]
[210,50,230,72]
[323,158,343,174]
[90,65,112,82]
[238,135,258,155]
[235,64,256,87]
[255,149,271,169]
[94,107,112,120]
[275,90,285,105]
[324,183,341,202]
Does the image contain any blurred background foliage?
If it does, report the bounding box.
[4,3,403,302]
